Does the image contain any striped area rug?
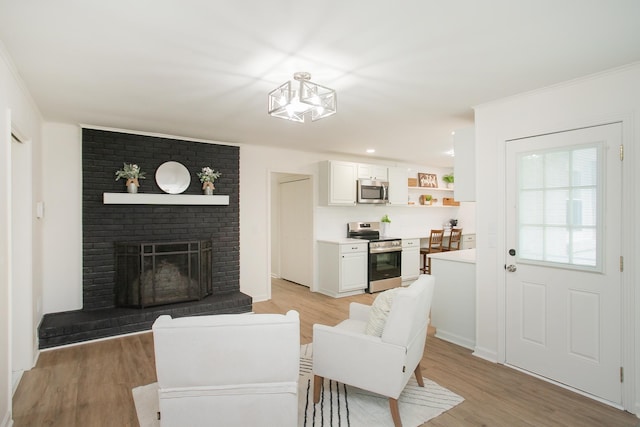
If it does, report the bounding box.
[298,343,464,427]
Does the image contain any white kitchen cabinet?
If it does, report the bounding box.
[318,241,368,297]
[387,166,408,206]
[453,127,476,201]
[320,161,357,206]
[461,233,476,249]
[401,238,420,281]
[357,163,388,180]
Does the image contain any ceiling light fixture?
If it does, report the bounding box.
[268,72,337,123]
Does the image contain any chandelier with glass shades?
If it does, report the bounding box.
[268,72,337,123]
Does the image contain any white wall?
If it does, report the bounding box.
[0,42,43,427]
[41,123,82,313]
[474,63,640,414]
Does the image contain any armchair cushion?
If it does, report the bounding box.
[364,287,401,336]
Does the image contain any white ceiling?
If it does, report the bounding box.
[1,1,640,167]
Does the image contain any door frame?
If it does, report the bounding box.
[496,115,635,411]
[268,171,315,295]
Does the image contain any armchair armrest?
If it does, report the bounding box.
[312,324,408,398]
[349,302,371,322]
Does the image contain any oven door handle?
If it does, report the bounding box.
[369,247,402,254]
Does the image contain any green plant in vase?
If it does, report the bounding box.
[197,166,222,195]
[115,163,146,193]
[442,173,454,188]
[380,214,391,237]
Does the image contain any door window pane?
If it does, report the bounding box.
[517,145,601,269]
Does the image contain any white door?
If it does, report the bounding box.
[280,178,312,287]
[505,123,622,405]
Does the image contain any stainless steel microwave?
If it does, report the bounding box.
[357,179,389,204]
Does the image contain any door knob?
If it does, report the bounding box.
[506,264,517,272]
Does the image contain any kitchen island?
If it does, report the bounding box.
[428,249,475,350]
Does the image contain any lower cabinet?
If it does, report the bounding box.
[461,234,476,250]
[318,241,368,297]
[401,238,420,281]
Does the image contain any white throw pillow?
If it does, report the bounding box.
[364,287,401,336]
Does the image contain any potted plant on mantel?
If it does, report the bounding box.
[197,166,222,195]
[115,163,146,194]
[442,173,455,189]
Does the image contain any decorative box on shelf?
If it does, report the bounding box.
[442,197,460,206]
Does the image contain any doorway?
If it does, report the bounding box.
[270,173,313,288]
[504,123,622,405]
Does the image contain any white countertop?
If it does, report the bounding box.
[428,248,476,264]
[317,238,365,244]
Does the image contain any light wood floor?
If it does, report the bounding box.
[13,278,638,426]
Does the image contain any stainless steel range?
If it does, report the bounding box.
[347,222,402,293]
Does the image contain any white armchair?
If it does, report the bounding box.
[152,310,300,427]
[312,275,435,427]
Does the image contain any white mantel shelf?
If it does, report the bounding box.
[103,193,230,205]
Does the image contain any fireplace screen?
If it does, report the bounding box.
[115,240,213,308]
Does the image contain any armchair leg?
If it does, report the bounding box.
[389,398,402,427]
[414,363,425,387]
[313,375,323,404]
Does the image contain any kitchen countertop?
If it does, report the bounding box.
[317,238,366,244]
[428,248,476,264]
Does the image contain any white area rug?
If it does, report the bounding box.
[133,344,463,427]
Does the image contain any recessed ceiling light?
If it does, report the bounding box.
[366,149,375,154]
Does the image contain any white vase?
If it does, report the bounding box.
[381,222,390,237]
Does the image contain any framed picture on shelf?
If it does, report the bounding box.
[418,173,438,188]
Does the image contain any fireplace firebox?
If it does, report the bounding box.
[115,240,213,308]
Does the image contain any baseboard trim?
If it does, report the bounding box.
[472,346,498,363]
[1,410,13,427]
[434,330,475,351]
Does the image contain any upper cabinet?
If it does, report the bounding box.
[320,160,357,206]
[453,127,475,201]
[387,166,408,206]
[357,163,388,181]
[320,160,459,208]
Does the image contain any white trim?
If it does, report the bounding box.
[434,330,475,351]
[0,410,13,427]
[506,363,625,411]
[472,346,498,363]
[474,61,640,112]
[0,42,43,122]
[10,372,21,397]
[80,124,240,147]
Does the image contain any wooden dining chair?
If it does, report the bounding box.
[446,228,463,251]
[419,229,445,274]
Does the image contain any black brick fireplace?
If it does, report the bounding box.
[38,129,251,348]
